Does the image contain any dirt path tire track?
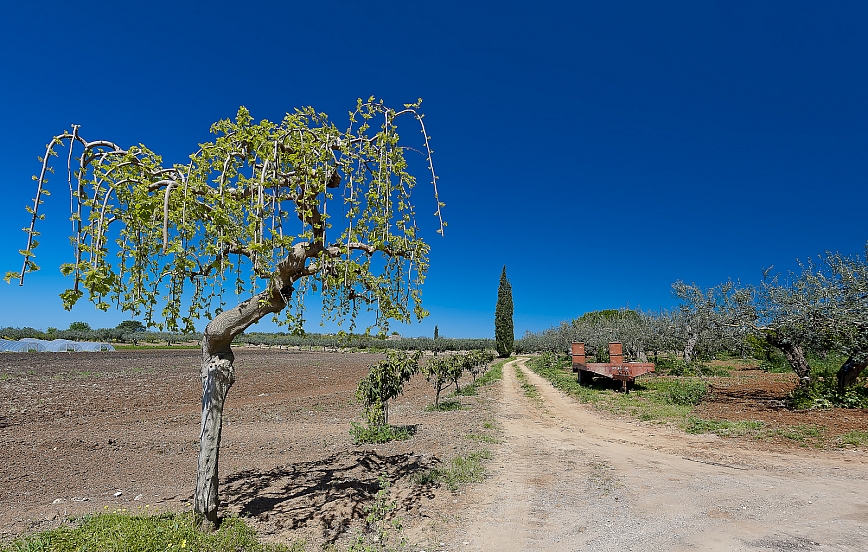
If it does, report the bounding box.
[446,357,868,551]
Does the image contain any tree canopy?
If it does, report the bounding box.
[12,99,443,335]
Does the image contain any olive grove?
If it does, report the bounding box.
[10,99,443,527]
[517,243,867,393]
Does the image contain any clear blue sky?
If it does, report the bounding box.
[1,1,866,338]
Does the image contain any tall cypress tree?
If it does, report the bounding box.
[495,265,514,357]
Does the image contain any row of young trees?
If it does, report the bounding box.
[421,349,497,407]
[355,349,496,431]
[520,243,868,394]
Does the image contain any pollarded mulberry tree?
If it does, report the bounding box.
[10,99,443,527]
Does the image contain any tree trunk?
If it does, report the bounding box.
[683,330,698,364]
[194,351,235,528]
[765,334,811,386]
[837,356,868,394]
[192,282,287,527]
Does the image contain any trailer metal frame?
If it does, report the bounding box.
[571,342,655,392]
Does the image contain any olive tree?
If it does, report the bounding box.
[745,247,868,388]
[10,99,442,527]
[670,280,749,367]
[673,244,868,389]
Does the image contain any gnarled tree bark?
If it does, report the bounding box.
[683,325,698,364]
[764,333,812,386]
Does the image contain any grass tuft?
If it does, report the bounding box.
[662,379,708,406]
[412,450,491,491]
[424,399,462,412]
[514,366,541,403]
[684,417,765,437]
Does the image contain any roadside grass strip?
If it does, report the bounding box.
[685,418,831,447]
[684,418,766,437]
[526,355,854,447]
[0,510,299,552]
[474,356,509,386]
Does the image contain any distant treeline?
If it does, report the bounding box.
[0,325,197,345]
[233,333,497,352]
[0,324,507,352]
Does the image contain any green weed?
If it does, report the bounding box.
[349,423,415,445]
[514,366,541,403]
[837,430,868,447]
[789,378,868,410]
[661,379,708,406]
[684,417,765,437]
[424,399,462,412]
[455,385,478,396]
[465,433,500,444]
[772,424,826,443]
[412,450,491,491]
[347,474,404,552]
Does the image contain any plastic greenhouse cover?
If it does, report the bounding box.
[1,339,115,352]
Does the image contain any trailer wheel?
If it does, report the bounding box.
[577,369,589,385]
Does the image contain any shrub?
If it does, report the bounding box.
[663,379,708,406]
[789,378,868,410]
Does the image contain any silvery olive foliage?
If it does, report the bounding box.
[517,308,661,362]
[670,280,753,365]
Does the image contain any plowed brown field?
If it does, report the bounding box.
[2,350,866,550]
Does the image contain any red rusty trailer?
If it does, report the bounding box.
[571,342,654,392]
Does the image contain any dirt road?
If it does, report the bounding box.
[447,358,868,551]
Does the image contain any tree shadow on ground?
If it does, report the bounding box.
[220,450,438,543]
